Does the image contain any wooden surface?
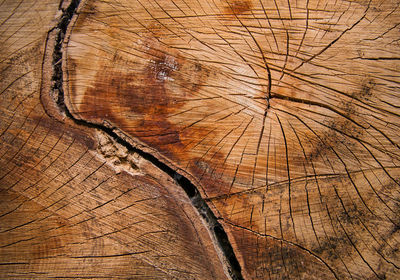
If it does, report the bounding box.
[0,1,227,279]
[1,0,400,279]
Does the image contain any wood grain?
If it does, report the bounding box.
[63,0,400,279]
[1,0,400,279]
[0,1,228,279]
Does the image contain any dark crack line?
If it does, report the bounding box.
[44,0,243,279]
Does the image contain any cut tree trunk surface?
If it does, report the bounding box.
[1,0,400,279]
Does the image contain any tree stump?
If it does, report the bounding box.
[1,0,399,279]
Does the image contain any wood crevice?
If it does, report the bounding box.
[40,0,244,279]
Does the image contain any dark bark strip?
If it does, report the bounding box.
[42,0,244,279]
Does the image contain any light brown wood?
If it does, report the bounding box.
[1,0,400,279]
[0,1,228,279]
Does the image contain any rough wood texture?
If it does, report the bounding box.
[1,0,400,279]
[0,1,228,279]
